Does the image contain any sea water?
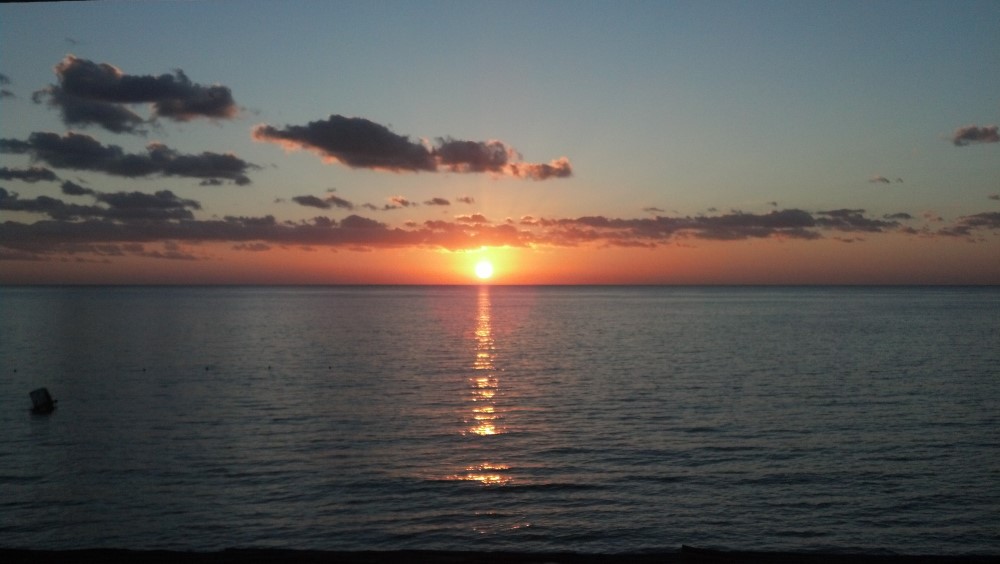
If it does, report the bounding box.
[0,286,997,554]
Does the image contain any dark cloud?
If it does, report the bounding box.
[253,114,572,179]
[292,195,331,209]
[0,186,200,222]
[325,195,355,210]
[951,124,999,146]
[0,187,100,220]
[988,194,999,201]
[33,87,145,134]
[253,115,434,171]
[33,56,239,134]
[0,131,255,184]
[938,211,1000,238]
[61,180,95,196]
[0,74,13,98]
[869,175,891,184]
[643,207,665,213]
[457,196,475,204]
[686,209,820,240]
[0,166,59,183]
[883,212,913,220]
[435,138,513,172]
[814,209,899,232]
[199,178,224,186]
[424,197,450,206]
[95,189,200,213]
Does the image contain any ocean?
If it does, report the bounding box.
[1,286,997,554]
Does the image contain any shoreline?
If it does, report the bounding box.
[1,547,995,564]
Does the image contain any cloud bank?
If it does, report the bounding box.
[6,202,993,262]
[252,114,572,180]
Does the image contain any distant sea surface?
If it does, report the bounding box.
[1,286,997,555]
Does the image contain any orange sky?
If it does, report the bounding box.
[2,234,996,285]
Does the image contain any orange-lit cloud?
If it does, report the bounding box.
[252,114,572,179]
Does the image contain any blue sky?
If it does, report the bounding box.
[1,1,998,283]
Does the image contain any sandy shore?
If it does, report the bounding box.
[0,547,994,564]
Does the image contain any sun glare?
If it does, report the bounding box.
[475,260,494,280]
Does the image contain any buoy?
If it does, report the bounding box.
[29,387,57,414]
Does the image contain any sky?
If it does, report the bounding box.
[1,0,998,285]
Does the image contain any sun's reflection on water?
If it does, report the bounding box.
[450,285,512,486]
[466,286,503,437]
[448,462,512,486]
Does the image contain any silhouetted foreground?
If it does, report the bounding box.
[1,547,994,564]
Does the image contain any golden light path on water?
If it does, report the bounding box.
[450,285,512,486]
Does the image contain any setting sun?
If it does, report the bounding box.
[475,260,494,280]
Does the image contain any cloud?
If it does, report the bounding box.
[1,186,200,221]
[292,195,330,209]
[988,194,999,201]
[291,193,356,211]
[0,166,59,183]
[33,56,239,133]
[424,197,450,206]
[33,87,145,134]
[0,131,255,184]
[0,74,13,99]
[456,214,489,224]
[869,175,891,184]
[814,209,900,232]
[504,157,573,180]
[325,194,355,210]
[252,114,572,179]
[951,124,999,146]
[435,138,515,172]
[883,212,913,220]
[389,196,415,207]
[61,180,95,196]
[253,115,434,171]
[457,196,475,204]
[938,211,1000,238]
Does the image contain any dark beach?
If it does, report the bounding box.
[1,547,994,564]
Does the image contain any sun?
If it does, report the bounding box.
[475,259,494,280]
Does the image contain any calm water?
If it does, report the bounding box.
[1,286,997,554]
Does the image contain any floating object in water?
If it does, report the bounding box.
[29,387,57,414]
